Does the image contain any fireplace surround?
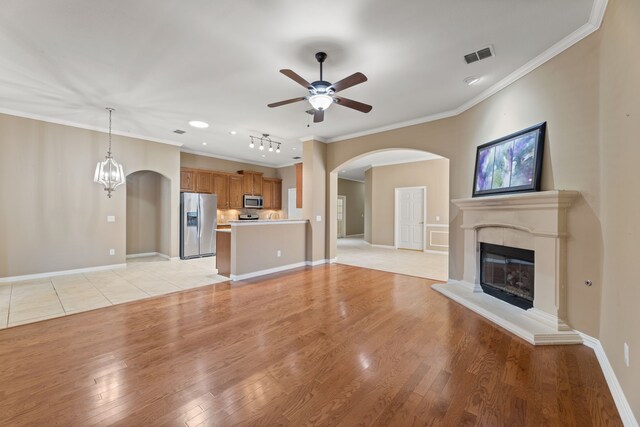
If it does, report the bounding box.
[432,190,582,345]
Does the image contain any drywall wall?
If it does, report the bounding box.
[364,169,373,243]
[337,179,365,236]
[180,152,280,178]
[302,140,327,262]
[231,222,306,276]
[369,158,449,248]
[126,170,171,256]
[598,0,640,418]
[0,113,181,278]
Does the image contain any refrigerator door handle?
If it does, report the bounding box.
[197,197,202,238]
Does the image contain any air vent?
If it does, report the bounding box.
[464,45,494,64]
[292,156,302,160]
[173,129,186,134]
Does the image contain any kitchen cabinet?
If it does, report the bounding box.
[229,174,244,209]
[195,171,212,193]
[180,168,195,192]
[262,178,283,210]
[295,163,303,208]
[212,173,228,208]
[239,170,264,196]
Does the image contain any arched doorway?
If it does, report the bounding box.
[328,148,450,281]
[125,170,172,260]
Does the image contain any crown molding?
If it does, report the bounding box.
[326,0,608,144]
[0,107,184,147]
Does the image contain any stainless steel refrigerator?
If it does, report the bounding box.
[180,192,217,259]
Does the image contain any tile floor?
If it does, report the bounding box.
[0,256,228,329]
[336,237,448,281]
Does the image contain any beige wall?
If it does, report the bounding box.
[0,113,181,279]
[180,152,280,178]
[369,158,449,248]
[337,179,364,236]
[302,140,327,262]
[598,0,640,417]
[364,169,373,243]
[231,223,306,276]
[126,171,171,256]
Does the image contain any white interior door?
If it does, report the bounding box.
[396,187,425,250]
[287,188,302,219]
[337,195,346,238]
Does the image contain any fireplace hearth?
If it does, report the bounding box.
[480,243,534,310]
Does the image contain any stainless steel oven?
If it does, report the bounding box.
[243,195,264,209]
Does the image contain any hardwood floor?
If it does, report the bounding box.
[0,264,621,426]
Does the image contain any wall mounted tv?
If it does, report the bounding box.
[472,122,546,197]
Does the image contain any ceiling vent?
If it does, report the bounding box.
[292,156,302,160]
[464,45,494,64]
[173,129,186,134]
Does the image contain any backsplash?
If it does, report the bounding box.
[217,208,286,223]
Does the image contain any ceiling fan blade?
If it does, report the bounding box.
[334,96,373,113]
[329,72,367,93]
[313,109,324,123]
[280,69,312,89]
[267,97,307,108]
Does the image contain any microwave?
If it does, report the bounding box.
[243,195,264,209]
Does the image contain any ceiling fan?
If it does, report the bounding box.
[268,52,372,123]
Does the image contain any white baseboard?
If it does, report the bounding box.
[578,332,639,427]
[230,262,307,281]
[126,252,170,259]
[306,259,331,266]
[0,263,127,283]
[423,249,449,255]
[345,233,364,238]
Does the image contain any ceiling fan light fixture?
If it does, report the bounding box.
[309,94,333,111]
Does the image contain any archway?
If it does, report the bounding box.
[328,148,450,280]
[125,170,172,259]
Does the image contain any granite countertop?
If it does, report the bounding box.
[228,219,308,225]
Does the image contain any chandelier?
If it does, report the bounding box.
[94,107,125,198]
[249,133,281,153]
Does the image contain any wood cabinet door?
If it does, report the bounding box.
[212,173,229,208]
[242,173,253,195]
[262,179,273,209]
[195,171,212,193]
[253,173,263,195]
[180,169,195,192]
[274,181,282,210]
[295,163,303,208]
[229,175,244,209]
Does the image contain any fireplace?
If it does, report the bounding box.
[480,243,534,310]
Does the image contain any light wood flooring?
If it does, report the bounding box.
[0,264,621,426]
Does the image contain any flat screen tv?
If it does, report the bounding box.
[472,122,546,197]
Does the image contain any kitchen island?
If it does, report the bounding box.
[216,219,308,280]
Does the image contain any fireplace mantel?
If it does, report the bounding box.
[433,190,583,345]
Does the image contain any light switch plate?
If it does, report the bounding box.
[107,215,115,223]
[316,215,322,222]
[109,249,115,256]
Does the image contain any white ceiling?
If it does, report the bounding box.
[0,0,597,167]
[338,150,442,181]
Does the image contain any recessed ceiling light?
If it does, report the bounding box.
[202,142,207,146]
[464,76,480,86]
[229,130,237,135]
[189,120,209,129]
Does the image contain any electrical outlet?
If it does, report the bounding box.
[436,215,440,221]
[316,215,322,222]
[277,250,282,257]
[107,215,115,223]
[624,343,630,367]
[109,249,115,256]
